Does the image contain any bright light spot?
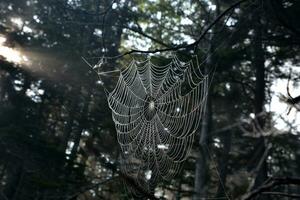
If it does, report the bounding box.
[22,56,29,62]
[82,130,90,136]
[213,137,221,148]
[214,137,220,143]
[145,170,152,180]
[208,2,216,11]
[157,144,169,150]
[93,28,102,37]
[96,80,104,85]
[0,36,6,45]
[225,83,231,90]
[67,0,81,7]
[11,17,23,28]
[140,23,147,31]
[266,46,280,53]
[38,89,44,95]
[181,18,193,25]
[65,141,74,155]
[23,26,33,33]
[226,17,238,26]
[182,1,195,15]
[123,32,152,51]
[89,189,96,197]
[249,113,255,119]
[112,2,117,9]
[214,142,220,148]
[26,82,44,103]
[157,12,162,20]
[14,79,23,91]
[244,38,250,45]
[0,36,30,64]
[178,33,195,44]
[176,107,180,112]
[132,6,138,12]
[33,15,41,23]
[0,46,23,63]
[14,80,23,85]
[248,29,254,36]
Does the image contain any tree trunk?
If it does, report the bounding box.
[193,1,220,197]
[62,96,77,152]
[216,131,231,198]
[3,161,22,199]
[252,0,268,190]
[69,90,91,163]
[193,43,213,200]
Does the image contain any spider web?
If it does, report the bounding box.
[107,55,209,196]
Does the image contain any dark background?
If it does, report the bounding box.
[0,0,300,199]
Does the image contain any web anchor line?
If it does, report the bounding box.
[82,56,121,96]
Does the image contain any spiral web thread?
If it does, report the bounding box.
[107,55,209,196]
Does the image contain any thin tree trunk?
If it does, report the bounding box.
[62,96,77,152]
[252,0,268,190]
[69,92,90,163]
[193,1,219,197]
[216,131,231,198]
[193,42,213,199]
[3,161,22,199]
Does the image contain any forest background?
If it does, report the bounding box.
[0,0,300,199]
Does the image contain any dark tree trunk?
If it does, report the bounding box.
[193,1,220,197]
[193,93,212,200]
[61,96,78,152]
[252,0,268,190]
[3,161,22,199]
[69,93,90,162]
[216,131,232,198]
[193,49,213,199]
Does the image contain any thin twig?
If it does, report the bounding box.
[67,177,117,200]
[243,177,300,200]
[261,192,300,198]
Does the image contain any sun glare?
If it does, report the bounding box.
[0,36,6,44]
[0,36,29,64]
[11,17,23,28]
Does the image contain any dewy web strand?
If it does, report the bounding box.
[106,54,209,194]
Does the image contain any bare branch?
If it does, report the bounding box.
[261,192,300,198]
[124,25,171,48]
[243,177,300,200]
[67,177,117,200]
[110,0,250,58]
